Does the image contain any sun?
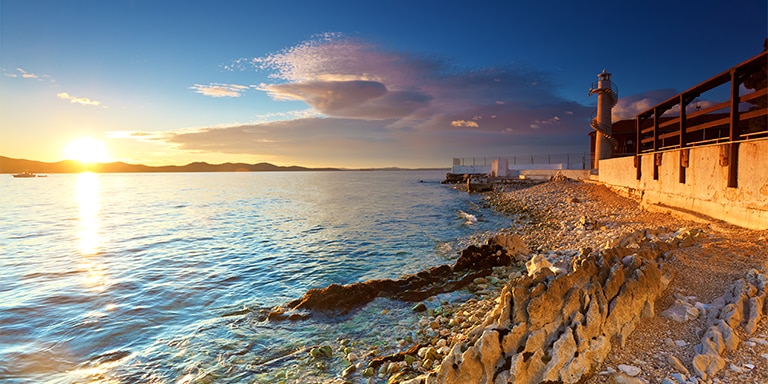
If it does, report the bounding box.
[64,137,111,164]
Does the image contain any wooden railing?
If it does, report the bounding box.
[634,50,767,187]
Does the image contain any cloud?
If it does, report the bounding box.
[17,68,38,79]
[451,120,479,127]
[125,34,600,166]
[56,92,103,107]
[612,89,719,121]
[190,83,250,97]
[3,67,45,80]
[261,80,432,119]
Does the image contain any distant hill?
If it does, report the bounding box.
[0,156,341,174]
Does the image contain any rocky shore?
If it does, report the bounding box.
[272,177,768,384]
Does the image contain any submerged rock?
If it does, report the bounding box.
[281,243,516,316]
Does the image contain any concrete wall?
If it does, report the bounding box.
[599,140,768,230]
[451,165,491,174]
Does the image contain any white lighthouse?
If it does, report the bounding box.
[589,69,618,170]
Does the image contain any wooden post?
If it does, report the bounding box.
[679,93,688,184]
[679,148,689,184]
[728,68,741,188]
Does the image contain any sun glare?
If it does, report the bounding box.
[64,137,111,164]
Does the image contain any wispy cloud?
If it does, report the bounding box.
[57,92,103,107]
[190,83,250,97]
[3,67,48,80]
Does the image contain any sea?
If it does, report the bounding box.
[0,171,512,383]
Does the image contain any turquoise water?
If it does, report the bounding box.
[0,171,510,383]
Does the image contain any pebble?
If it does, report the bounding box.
[666,354,689,376]
[618,364,642,377]
[669,372,686,383]
[750,337,768,346]
[606,372,645,384]
[342,364,356,377]
[762,353,768,361]
[674,340,688,347]
[600,367,617,375]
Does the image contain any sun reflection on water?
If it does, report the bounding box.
[77,172,101,256]
[76,172,110,292]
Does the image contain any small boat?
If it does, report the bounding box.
[12,171,39,178]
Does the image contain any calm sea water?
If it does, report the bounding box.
[0,171,510,383]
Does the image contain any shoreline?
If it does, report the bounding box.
[282,178,767,383]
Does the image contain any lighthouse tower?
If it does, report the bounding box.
[589,69,618,170]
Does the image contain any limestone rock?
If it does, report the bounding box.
[617,364,641,376]
[660,299,699,322]
[488,231,530,261]
[665,354,690,376]
[606,372,645,384]
[525,254,560,277]
[690,269,766,380]
[435,243,668,384]
[692,352,725,379]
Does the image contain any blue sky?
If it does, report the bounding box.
[1,0,766,167]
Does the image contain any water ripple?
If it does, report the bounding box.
[1,171,509,383]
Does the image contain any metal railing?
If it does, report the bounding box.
[637,51,767,154]
[452,153,593,170]
[634,50,767,187]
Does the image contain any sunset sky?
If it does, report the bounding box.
[1,0,766,168]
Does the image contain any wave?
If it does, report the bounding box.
[457,209,478,225]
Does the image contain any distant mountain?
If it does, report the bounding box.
[0,156,341,174]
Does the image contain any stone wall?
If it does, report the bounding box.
[598,139,768,230]
[433,239,673,384]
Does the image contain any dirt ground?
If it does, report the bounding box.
[493,179,768,384]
